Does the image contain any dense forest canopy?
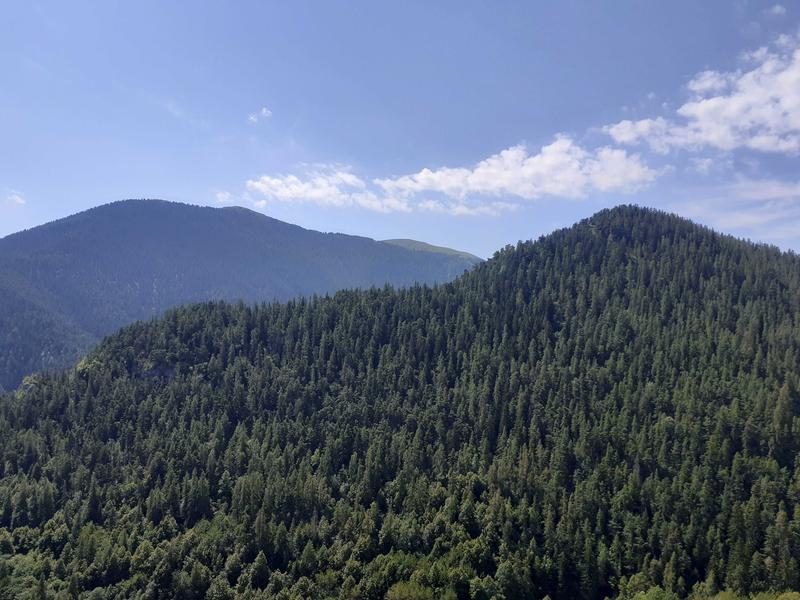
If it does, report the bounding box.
[0,199,480,392]
[1,205,799,599]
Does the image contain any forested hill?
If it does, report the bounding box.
[0,199,480,392]
[2,205,800,599]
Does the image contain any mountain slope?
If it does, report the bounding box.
[381,238,483,263]
[0,199,479,391]
[1,206,800,599]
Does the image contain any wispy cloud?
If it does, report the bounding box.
[215,190,233,204]
[161,99,208,128]
[4,190,26,206]
[248,107,272,124]
[672,178,800,243]
[136,90,208,128]
[766,4,787,17]
[604,33,800,155]
[418,199,520,217]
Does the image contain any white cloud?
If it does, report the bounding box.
[215,190,233,204]
[5,191,25,206]
[766,4,786,17]
[246,165,410,213]
[245,136,659,216]
[247,167,365,206]
[376,136,659,201]
[587,146,661,191]
[248,106,272,124]
[690,157,715,174]
[605,34,800,155]
[350,192,412,213]
[686,70,736,95]
[604,118,675,154]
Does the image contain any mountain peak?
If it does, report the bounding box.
[0,201,478,390]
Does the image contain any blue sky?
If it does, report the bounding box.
[2,1,799,257]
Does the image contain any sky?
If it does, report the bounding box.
[1,1,799,258]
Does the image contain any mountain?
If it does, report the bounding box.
[0,199,480,392]
[2,206,800,599]
[381,239,483,263]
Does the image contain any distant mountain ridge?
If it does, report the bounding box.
[0,199,480,390]
[381,238,483,262]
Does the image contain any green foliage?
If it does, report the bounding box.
[0,206,799,599]
[385,580,435,600]
[632,588,680,600]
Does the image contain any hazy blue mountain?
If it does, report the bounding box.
[381,238,483,263]
[0,199,479,390]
